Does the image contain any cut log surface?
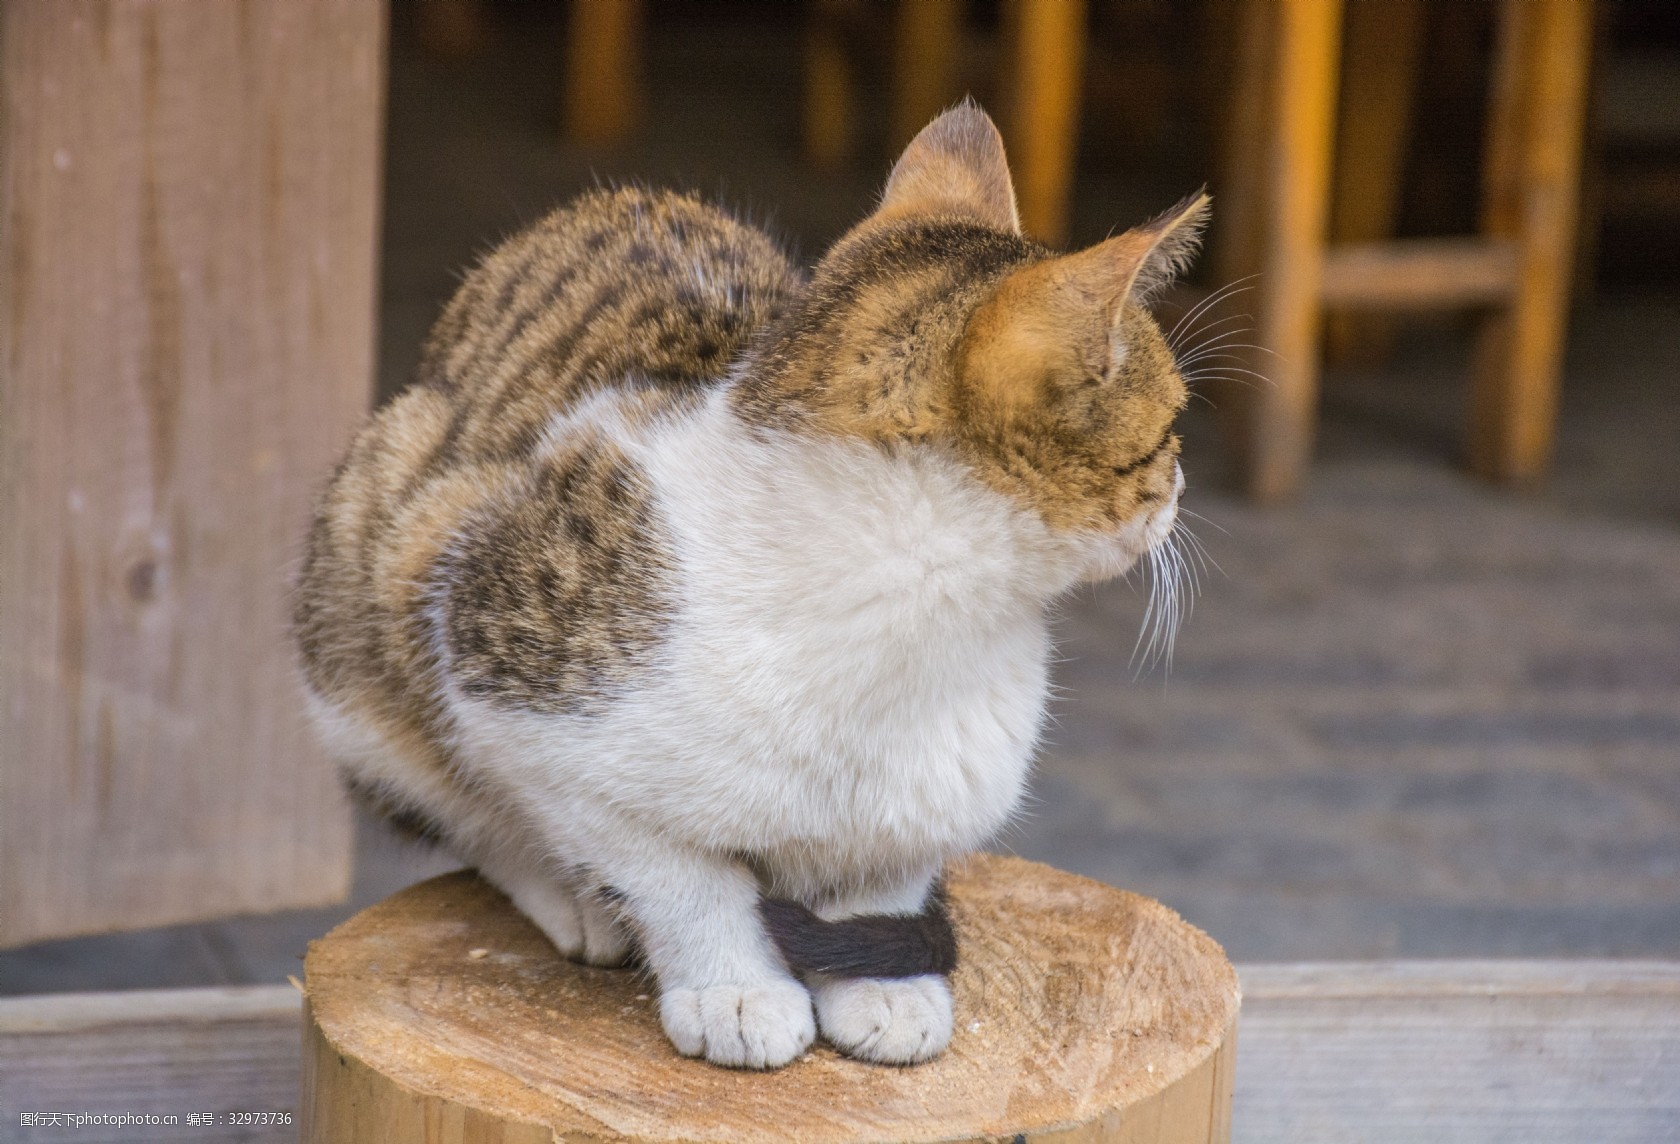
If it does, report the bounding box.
[302,854,1240,1143]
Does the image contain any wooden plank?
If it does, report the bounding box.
[1245,0,1343,503]
[562,0,644,146]
[0,1,382,947]
[0,986,302,1143]
[3,963,1676,1142]
[1002,0,1087,245]
[1320,237,1519,309]
[1469,0,1594,483]
[1235,961,1680,1143]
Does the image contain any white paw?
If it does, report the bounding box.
[812,974,952,1064]
[659,979,816,1069]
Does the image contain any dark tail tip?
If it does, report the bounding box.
[759,884,957,978]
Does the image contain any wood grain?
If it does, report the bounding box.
[301,854,1240,1143]
[0,1,384,946]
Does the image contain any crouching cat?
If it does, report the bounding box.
[293,103,1206,1070]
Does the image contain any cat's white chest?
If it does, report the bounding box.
[613,397,1068,872]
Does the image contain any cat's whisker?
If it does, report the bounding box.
[1174,520,1223,580]
[1128,547,1163,674]
[1182,365,1274,392]
[1176,337,1260,366]
[1176,349,1254,371]
[1164,275,1261,352]
[1172,315,1256,360]
[1177,506,1228,534]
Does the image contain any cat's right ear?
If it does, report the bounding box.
[873,101,1021,234]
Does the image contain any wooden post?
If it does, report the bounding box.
[1469,0,1593,483]
[891,0,964,155]
[1245,0,1342,503]
[301,855,1240,1143]
[562,0,644,146]
[1002,0,1087,245]
[0,0,382,947]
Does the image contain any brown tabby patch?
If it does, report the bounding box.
[433,435,671,715]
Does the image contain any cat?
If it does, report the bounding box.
[293,102,1205,1070]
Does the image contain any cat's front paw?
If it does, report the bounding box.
[659,979,815,1069]
[812,974,952,1064]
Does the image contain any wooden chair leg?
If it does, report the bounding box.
[892,0,963,154]
[1205,0,1275,484]
[1324,0,1425,366]
[563,0,643,146]
[1001,0,1086,245]
[1470,0,1593,483]
[804,0,856,171]
[1215,0,1273,290]
[1247,0,1343,503]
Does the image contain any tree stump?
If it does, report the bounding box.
[301,854,1240,1143]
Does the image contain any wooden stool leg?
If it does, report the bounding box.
[1002,0,1086,245]
[1247,0,1343,502]
[1324,0,1425,366]
[892,0,963,154]
[563,0,643,146]
[1470,0,1593,483]
[804,0,856,171]
[1210,0,1275,482]
[1215,0,1272,289]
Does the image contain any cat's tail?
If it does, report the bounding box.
[758,883,957,978]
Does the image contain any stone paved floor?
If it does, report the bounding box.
[4,6,1676,992]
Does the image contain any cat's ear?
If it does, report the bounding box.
[1059,190,1211,311]
[874,101,1020,234]
[958,193,1211,411]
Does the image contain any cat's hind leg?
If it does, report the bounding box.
[477,858,635,968]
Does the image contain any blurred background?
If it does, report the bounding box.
[2,0,1677,993]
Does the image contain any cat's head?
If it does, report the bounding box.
[737,102,1207,584]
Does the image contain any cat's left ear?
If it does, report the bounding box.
[874,101,1020,234]
[1062,190,1211,309]
[958,192,1211,412]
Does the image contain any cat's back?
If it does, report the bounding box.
[294,188,798,746]
[420,186,802,460]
